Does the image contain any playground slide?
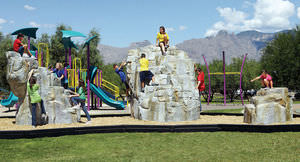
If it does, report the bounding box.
[89,66,125,109]
[100,87,116,99]
[90,83,125,109]
[1,91,19,107]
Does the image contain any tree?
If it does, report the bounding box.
[49,24,73,66]
[0,34,13,89]
[261,26,300,90]
[78,28,103,69]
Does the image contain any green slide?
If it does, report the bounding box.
[89,66,125,109]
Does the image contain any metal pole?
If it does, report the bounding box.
[100,70,103,107]
[240,54,248,105]
[41,51,43,67]
[87,44,90,111]
[202,55,211,105]
[223,51,226,106]
[27,37,30,51]
[65,48,68,66]
[68,47,72,68]
[97,70,100,108]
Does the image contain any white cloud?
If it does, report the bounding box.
[179,25,188,31]
[297,7,300,19]
[217,7,247,24]
[29,21,40,27]
[29,21,55,29]
[166,27,175,32]
[43,24,55,28]
[0,18,7,24]
[205,0,296,37]
[9,20,14,24]
[24,5,36,11]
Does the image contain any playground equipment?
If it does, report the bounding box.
[89,66,125,109]
[1,91,19,111]
[37,43,49,67]
[61,30,86,68]
[11,27,38,52]
[202,52,247,105]
[66,56,121,110]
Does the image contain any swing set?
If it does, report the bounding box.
[202,51,248,106]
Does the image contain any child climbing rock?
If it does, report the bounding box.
[113,61,131,97]
[251,70,273,88]
[51,63,66,88]
[69,79,91,124]
[195,66,205,111]
[13,33,33,57]
[156,26,170,56]
[139,53,157,92]
[27,76,47,128]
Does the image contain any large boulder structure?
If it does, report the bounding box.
[126,46,200,122]
[6,51,80,125]
[244,88,293,124]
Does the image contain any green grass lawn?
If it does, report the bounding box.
[0,132,299,161]
[293,100,300,104]
[202,108,243,114]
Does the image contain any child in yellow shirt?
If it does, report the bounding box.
[156,26,169,56]
[139,54,158,92]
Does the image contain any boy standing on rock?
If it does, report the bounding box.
[139,53,158,92]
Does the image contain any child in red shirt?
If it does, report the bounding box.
[13,33,33,57]
[195,67,205,111]
[251,70,273,88]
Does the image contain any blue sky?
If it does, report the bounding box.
[0,0,300,47]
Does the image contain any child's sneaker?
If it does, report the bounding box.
[85,121,92,124]
[150,81,159,86]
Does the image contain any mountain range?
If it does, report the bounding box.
[98,30,286,64]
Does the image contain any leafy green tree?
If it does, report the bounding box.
[0,34,13,90]
[49,24,72,67]
[78,28,103,69]
[261,26,300,90]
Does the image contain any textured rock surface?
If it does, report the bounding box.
[244,88,293,124]
[126,45,200,122]
[6,51,80,125]
[6,51,38,99]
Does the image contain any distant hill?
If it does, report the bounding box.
[98,30,287,64]
[98,40,151,64]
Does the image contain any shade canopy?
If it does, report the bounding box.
[61,37,78,50]
[61,30,86,38]
[11,27,38,39]
[83,35,97,49]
